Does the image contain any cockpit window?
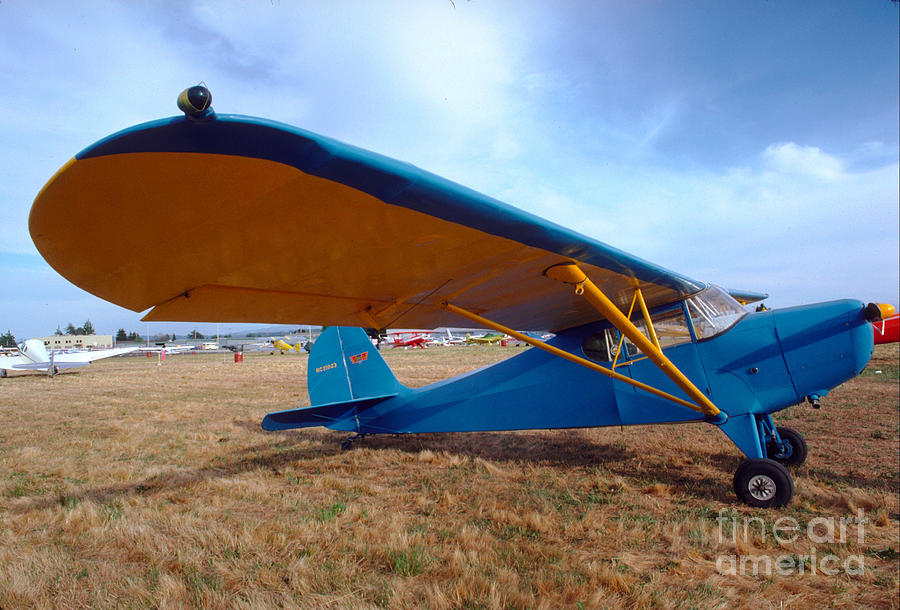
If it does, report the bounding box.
[582,328,618,362]
[645,306,694,349]
[582,304,693,362]
[685,285,747,340]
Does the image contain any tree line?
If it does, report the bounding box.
[55,320,96,336]
[114,329,213,342]
[0,324,258,349]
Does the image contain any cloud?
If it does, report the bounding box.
[761,142,845,180]
[478,141,898,307]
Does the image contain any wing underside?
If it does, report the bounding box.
[30,115,705,332]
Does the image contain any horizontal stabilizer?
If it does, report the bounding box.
[261,327,406,432]
[261,395,395,432]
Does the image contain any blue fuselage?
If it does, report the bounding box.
[341,300,873,443]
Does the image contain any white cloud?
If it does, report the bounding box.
[761,142,845,180]
[475,142,898,308]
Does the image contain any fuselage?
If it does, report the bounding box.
[344,298,873,436]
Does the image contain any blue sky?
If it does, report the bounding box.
[1,1,897,339]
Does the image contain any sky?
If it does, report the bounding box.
[0,1,897,340]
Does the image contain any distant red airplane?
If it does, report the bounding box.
[384,331,430,349]
[873,313,899,345]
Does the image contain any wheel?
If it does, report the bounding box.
[733,458,794,508]
[766,426,808,467]
[340,438,353,451]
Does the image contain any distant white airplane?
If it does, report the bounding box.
[0,339,138,377]
[137,344,195,353]
[439,328,465,346]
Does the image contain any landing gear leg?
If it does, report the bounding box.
[718,413,797,507]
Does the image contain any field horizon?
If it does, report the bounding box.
[1,344,897,608]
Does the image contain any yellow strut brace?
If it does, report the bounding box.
[441,301,710,414]
[543,263,720,417]
[611,289,638,370]
[633,282,661,351]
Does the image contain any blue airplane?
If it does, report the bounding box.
[29,86,887,508]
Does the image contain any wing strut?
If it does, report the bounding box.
[441,302,714,416]
[543,262,721,417]
[610,283,658,370]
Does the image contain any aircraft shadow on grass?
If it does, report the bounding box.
[9,427,892,516]
[8,434,337,515]
[7,427,711,514]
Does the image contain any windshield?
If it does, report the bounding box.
[685,285,747,340]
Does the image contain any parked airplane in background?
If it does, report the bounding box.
[873,312,899,345]
[442,329,466,346]
[0,340,138,377]
[465,332,506,345]
[28,86,891,507]
[385,331,431,349]
[273,338,303,353]
[137,344,195,354]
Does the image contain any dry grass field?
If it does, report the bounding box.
[1,344,897,608]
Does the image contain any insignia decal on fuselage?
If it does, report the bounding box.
[349,352,368,364]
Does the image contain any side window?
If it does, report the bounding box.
[582,329,618,362]
[686,298,717,339]
[620,318,648,358]
[581,304,692,364]
[651,306,692,349]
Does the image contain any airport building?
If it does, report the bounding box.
[37,334,114,349]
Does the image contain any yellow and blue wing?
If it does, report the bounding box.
[30,114,704,332]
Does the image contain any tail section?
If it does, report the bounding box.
[308,327,404,405]
[19,339,50,363]
[262,327,406,432]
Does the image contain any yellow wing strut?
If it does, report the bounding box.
[544,263,720,417]
[633,281,661,351]
[441,301,711,415]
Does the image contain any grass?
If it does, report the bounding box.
[0,344,897,608]
[859,361,900,381]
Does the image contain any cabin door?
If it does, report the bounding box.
[610,304,710,425]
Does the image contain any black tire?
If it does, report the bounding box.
[766,426,808,467]
[733,458,794,508]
